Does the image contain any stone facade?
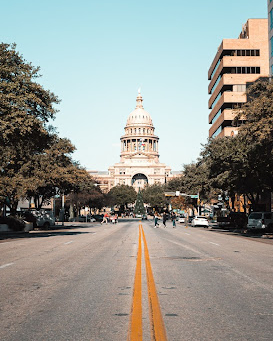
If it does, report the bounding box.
[89,91,179,192]
[208,19,269,138]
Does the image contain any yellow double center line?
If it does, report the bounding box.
[128,224,168,341]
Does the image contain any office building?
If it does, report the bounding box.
[208,19,269,138]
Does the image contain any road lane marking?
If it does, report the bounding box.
[209,242,220,246]
[0,263,14,269]
[141,225,168,341]
[185,233,191,236]
[64,241,73,245]
[128,225,142,341]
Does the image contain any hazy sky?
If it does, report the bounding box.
[1,0,267,171]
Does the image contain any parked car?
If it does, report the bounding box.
[33,210,55,229]
[191,216,209,227]
[73,215,96,222]
[92,214,104,222]
[217,212,247,228]
[178,215,185,223]
[247,212,273,231]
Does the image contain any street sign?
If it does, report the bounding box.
[190,195,198,199]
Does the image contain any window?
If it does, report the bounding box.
[236,49,259,57]
[211,109,222,125]
[212,126,222,138]
[210,75,221,94]
[210,58,221,79]
[233,67,260,74]
[271,9,273,29]
[211,92,222,109]
[271,37,273,57]
[233,84,246,92]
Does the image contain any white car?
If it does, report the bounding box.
[191,216,209,227]
[178,216,185,223]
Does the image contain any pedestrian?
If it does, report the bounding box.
[163,212,167,228]
[154,212,160,228]
[171,212,176,228]
[114,214,118,223]
[101,212,109,224]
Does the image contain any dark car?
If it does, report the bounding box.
[92,214,104,222]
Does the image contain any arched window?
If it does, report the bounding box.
[143,128,145,134]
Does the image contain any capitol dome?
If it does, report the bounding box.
[126,90,153,127]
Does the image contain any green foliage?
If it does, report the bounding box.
[107,185,137,208]
[133,190,146,215]
[201,79,273,209]
[68,177,105,214]
[0,43,81,213]
[0,216,25,231]
[165,163,215,204]
[142,184,166,209]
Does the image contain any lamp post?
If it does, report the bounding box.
[61,193,65,226]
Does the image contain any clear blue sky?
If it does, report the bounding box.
[0,0,267,171]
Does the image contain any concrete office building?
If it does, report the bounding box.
[208,19,269,138]
[268,1,273,75]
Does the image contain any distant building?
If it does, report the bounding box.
[208,19,269,138]
[89,91,181,192]
[268,0,273,75]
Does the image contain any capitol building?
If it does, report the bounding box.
[89,90,179,192]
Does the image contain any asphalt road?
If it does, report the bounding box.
[0,220,272,341]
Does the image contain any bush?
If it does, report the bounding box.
[0,216,25,231]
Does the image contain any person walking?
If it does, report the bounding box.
[171,212,176,228]
[154,212,160,228]
[163,212,167,228]
[101,212,109,224]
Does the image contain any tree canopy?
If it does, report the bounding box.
[0,43,84,214]
[142,184,166,209]
[107,185,137,209]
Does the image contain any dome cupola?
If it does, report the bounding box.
[126,89,153,127]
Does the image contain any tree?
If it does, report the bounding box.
[0,43,60,214]
[133,190,146,215]
[142,184,166,210]
[201,79,273,211]
[165,162,215,205]
[68,177,105,217]
[234,79,273,195]
[107,185,137,211]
